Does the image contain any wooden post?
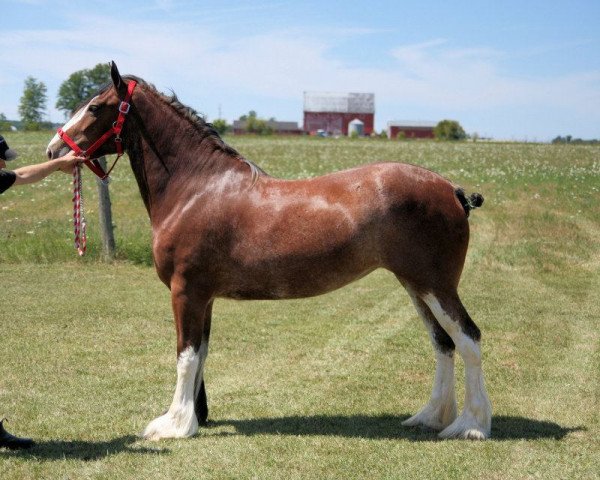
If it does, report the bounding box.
[95,156,116,261]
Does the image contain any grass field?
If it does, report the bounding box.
[1,132,599,479]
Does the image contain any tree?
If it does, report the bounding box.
[0,113,11,131]
[238,111,273,135]
[247,117,272,135]
[211,119,229,135]
[19,76,47,130]
[57,63,115,261]
[56,63,111,114]
[434,120,467,141]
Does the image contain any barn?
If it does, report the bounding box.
[304,92,375,136]
[387,121,437,139]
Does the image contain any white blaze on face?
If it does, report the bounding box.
[46,96,97,157]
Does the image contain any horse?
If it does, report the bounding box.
[46,62,492,441]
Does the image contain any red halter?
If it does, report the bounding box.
[57,80,137,180]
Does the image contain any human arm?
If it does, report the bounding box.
[12,151,86,185]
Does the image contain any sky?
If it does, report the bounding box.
[1,0,599,141]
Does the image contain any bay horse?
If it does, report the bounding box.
[47,62,492,440]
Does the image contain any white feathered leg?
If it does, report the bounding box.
[402,350,457,430]
[142,346,201,440]
[423,293,492,440]
[402,290,458,430]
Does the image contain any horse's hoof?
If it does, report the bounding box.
[402,401,457,431]
[402,415,445,431]
[141,411,199,440]
[438,414,490,440]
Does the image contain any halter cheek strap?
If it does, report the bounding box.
[57,80,137,180]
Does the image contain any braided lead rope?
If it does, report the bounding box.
[72,164,87,256]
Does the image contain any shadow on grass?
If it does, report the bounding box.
[0,435,169,461]
[207,414,584,441]
[1,415,583,459]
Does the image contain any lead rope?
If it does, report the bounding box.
[72,164,87,256]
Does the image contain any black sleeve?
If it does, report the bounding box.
[0,170,17,194]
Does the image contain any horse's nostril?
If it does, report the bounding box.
[46,148,52,159]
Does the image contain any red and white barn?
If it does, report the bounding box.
[387,121,437,139]
[304,92,375,136]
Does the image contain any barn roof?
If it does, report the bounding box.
[304,92,375,114]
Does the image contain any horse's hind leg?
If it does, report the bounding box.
[421,291,492,440]
[402,287,457,430]
[142,282,212,440]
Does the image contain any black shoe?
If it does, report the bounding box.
[0,418,35,450]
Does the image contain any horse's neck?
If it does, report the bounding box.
[127,90,243,217]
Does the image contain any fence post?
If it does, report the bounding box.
[95,156,116,261]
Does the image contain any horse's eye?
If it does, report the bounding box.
[89,104,100,114]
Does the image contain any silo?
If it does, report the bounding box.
[348,118,364,137]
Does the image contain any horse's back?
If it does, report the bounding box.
[259,161,465,226]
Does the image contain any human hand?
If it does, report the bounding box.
[56,151,86,173]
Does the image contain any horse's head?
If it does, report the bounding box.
[47,61,134,160]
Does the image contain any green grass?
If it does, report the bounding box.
[1,132,599,479]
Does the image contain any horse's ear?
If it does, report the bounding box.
[110,61,125,91]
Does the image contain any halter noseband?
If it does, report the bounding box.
[57,80,137,180]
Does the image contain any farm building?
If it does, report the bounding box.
[232,120,303,135]
[387,121,437,139]
[304,92,375,136]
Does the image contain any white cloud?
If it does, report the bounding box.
[386,39,600,114]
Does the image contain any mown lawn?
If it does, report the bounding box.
[1,133,599,479]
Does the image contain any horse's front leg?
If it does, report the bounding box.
[142,282,212,441]
[195,300,212,425]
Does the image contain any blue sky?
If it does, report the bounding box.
[1,0,599,141]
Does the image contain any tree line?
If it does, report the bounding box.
[551,135,599,145]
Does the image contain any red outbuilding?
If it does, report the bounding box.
[232,120,303,135]
[387,121,437,139]
[304,92,375,136]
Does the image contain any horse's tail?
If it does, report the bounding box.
[455,188,484,218]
